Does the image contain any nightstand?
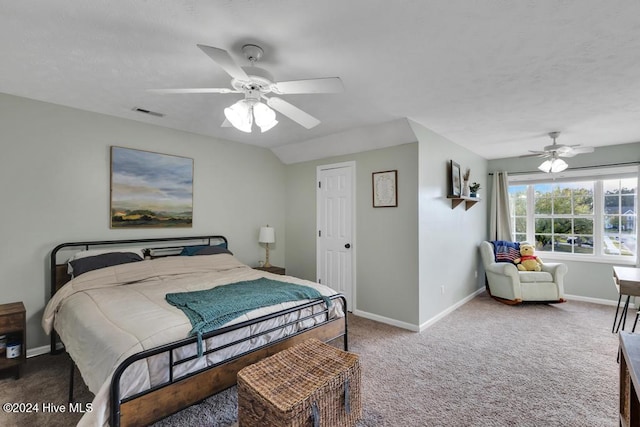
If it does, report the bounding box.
[0,301,26,379]
[254,266,286,275]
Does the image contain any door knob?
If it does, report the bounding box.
[345,243,351,249]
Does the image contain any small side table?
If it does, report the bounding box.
[254,266,286,275]
[0,301,26,379]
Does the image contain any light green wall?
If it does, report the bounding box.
[410,121,488,326]
[488,141,640,302]
[9,88,634,351]
[285,143,419,325]
[0,93,286,351]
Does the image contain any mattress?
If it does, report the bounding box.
[42,253,343,427]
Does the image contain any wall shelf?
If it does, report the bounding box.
[447,195,480,210]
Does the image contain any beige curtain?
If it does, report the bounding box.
[489,171,512,241]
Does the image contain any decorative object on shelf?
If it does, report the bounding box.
[462,168,471,196]
[469,182,481,198]
[372,170,398,207]
[110,147,193,228]
[258,225,275,268]
[6,340,21,359]
[449,160,461,197]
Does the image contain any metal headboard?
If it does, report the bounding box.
[49,235,228,353]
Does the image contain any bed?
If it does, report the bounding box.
[42,235,347,427]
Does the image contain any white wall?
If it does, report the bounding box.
[488,141,640,302]
[411,121,488,327]
[0,93,287,350]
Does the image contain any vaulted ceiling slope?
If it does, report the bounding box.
[2,1,640,161]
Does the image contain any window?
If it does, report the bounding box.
[508,170,637,261]
[603,178,637,256]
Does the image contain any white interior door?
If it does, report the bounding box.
[317,162,355,311]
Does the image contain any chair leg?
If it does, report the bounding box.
[616,296,631,333]
[613,294,623,333]
[633,311,640,333]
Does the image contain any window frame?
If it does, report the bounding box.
[508,165,639,265]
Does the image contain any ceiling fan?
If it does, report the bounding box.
[521,132,595,173]
[149,44,344,133]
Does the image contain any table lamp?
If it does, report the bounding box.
[259,225,275,268]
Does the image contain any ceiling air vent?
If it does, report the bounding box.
[132,107,164,117]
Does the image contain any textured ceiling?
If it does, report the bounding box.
[2,0,640,160]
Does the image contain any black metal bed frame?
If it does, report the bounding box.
[50,235,229,354]
[49,235,348,426]
[109,294,347,426]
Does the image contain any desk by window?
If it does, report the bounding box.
[613,267,640,333]
[615,266,640,296]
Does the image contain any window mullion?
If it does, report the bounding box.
[593,180,603,257]
[527,185,535,244]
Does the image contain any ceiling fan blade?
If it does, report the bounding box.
[520,151,548,158]
[265,96,320,129]
[197,44,250,82]
[148,88,240,94]
[558,146,595,158]
[272,77,344,94]
[558,151,577,158]
[571,146,595,154]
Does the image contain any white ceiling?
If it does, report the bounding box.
[2,1,640,161]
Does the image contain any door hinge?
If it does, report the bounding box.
[318,230,322,237]
[318,278,321,284]
[318,181,321,188]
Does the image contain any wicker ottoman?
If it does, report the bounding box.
[237,338,362,427]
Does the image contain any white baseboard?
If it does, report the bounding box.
[353,287,485,332]
[26,342,63,359]
[418,287,485,332]
[26,344,51,358]
[352,309,420,331]
[565,293,635,309]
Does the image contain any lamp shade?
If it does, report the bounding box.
[538,158,568,173]
[259,226,275,244]
[224,100,252,133]
[253,102,278,133]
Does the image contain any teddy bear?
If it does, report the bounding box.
[514,243,543,271]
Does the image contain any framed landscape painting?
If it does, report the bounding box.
[110,146,193,228]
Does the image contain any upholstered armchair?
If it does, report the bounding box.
[479,241,567,304]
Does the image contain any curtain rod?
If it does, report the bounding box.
[488,161,640,176]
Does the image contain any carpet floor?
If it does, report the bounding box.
[0,291,623,426]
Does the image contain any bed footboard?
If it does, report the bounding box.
[110,294,347,427]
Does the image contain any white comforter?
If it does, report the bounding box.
[42,254,342,427]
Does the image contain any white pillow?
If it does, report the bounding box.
[67,248,146,275]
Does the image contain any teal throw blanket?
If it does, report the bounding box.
[166,278,331,356]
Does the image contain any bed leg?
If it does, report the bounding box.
[68,356,75,403]
[342,297,349,351]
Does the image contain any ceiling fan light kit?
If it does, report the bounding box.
[538,157,568,173]
[520,131,594,173]
[224,100,253,133]
[150,43,344,134]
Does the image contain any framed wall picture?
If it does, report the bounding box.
[372,170,398,207]
[450,160,461,197]
[110,146,193,228]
